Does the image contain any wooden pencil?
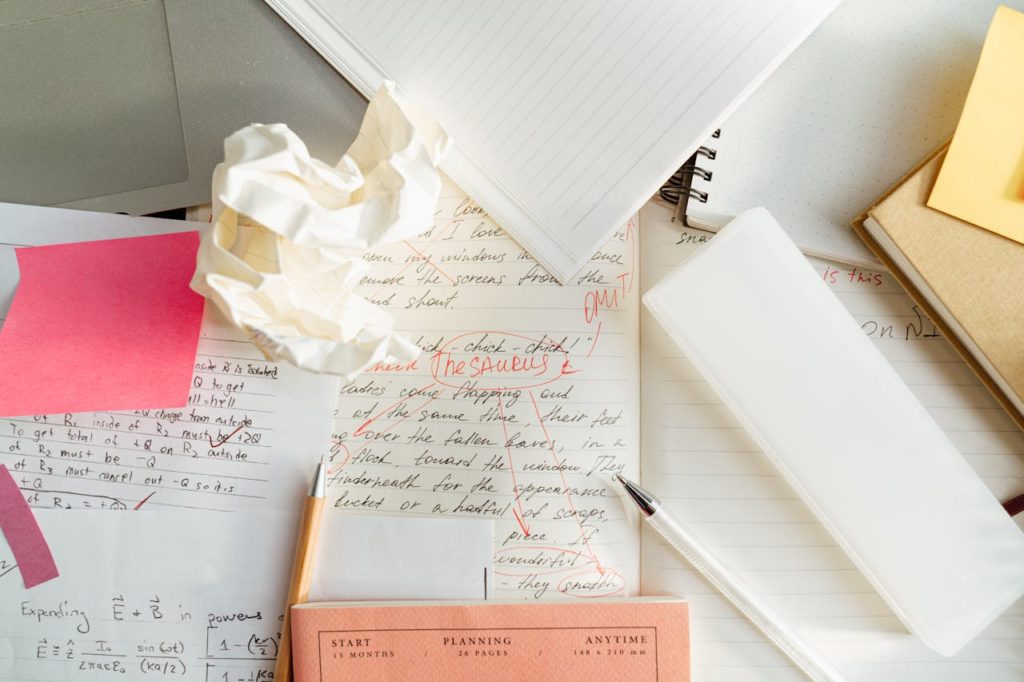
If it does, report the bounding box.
[274,458,327,682]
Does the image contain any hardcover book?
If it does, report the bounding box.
[854,145,1024,431]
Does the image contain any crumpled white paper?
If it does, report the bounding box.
[191,81,450,378]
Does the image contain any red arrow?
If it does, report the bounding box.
[529,390,604,575]
[497,399,531,536]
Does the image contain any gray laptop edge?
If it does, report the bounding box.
[0,0,366,214]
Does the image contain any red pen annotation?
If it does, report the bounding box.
[208,418,253,448]
[430,331,577,391]
[132,491,157,511]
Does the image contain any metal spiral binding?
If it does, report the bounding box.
[659,130,719,225]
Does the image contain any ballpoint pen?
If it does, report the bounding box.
[615,474,847,682]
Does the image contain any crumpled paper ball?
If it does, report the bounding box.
[191,81,451,378]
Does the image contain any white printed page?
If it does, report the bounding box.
[639,200,1024,680]
[3,515,289,682]
[0,511,493,681]
[0,311,337,511]
[266,0,839,281]
[327,176,642,600]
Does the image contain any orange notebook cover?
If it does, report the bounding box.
[291,599,689,681]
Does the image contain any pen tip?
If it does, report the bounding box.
[613,474,658,516]
[310,456,327,497]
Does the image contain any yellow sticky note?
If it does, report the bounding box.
[928,6,1024,243]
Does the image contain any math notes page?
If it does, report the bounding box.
[639,200,1024,680]
[0,512,492,681]
[327,175,642,601]
[265,0,839,281]
[0,207,338,512]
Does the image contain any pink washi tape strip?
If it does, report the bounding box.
[0,464,59,588]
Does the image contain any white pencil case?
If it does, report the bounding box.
[644,208,1024,656]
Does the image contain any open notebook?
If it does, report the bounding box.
[317,184,1022,679]
[678,0,1024,268]
[263,0,839,282]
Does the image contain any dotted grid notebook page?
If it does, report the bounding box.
[687,0,1024,267]
[639,199,1024,681]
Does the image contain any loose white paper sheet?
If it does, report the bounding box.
[191,81,452,378]
[0,511,493,681]
[312,513,493,601]
[264,0,840,282]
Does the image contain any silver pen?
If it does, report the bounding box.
[615,474,847,682]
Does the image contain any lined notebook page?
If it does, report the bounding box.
[265,0,839,281]
[325,176,642,601]
[639,200,1024,680]
[689,0,1024,266]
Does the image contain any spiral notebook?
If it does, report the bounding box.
[665,0,1023,267]
[263,0,839,282]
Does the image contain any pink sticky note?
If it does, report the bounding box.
[0,232,203,417]
[0,464,58,588]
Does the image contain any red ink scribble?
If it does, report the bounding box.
[585,322,602,359]
[529,389,604,575]
[624,218,637,293]
[367,221,456,301]
[557,567,626,598]
[354,382,437,436]
[208,419,251,448]
[328,441,352,474]
[497,399,530,536]
[493,545,591,577]
[357,392,441,440]
[582,282,630,324]
[403,240,457,285]
[133,491,156,511]
[531,334,569,354]
[431,331,575,391]
[367,358,420,373]
[512,508,531,536]
[580,218,636,328]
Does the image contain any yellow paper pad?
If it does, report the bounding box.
[928,6,1024,242]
